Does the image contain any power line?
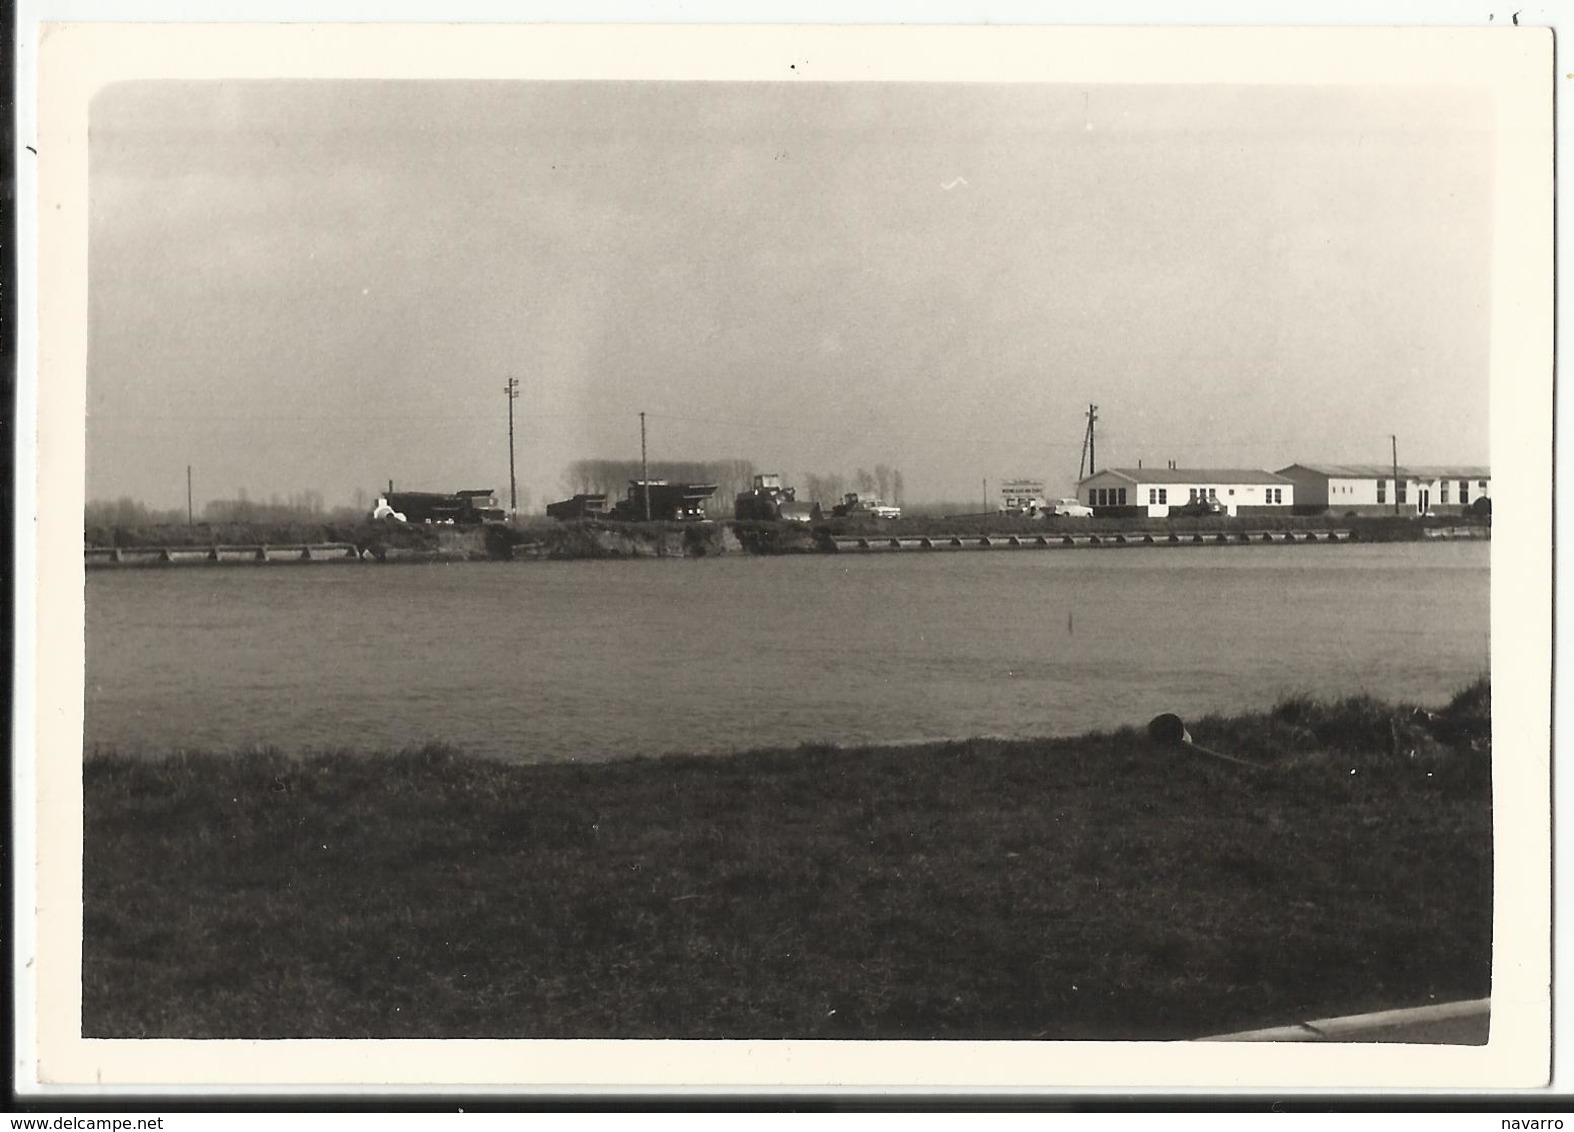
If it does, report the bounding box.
[505,376,520,513]
[1078,402,1098,479]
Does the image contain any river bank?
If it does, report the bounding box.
[83,680,1490,1041]
[84,512,1489,565]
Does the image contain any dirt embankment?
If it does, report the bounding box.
[85,519,753,562]
[496,520,746,560]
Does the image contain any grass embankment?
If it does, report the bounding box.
[83,681,1490,1041]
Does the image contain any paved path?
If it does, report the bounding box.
[1200,999,1490,1044]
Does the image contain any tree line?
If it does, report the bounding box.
[85,489,361,529]
[800,465,904,508]
[85,461,910,531]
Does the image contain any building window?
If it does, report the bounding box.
[1189,488,1198,503]
[1158,488,1167,504]
[1117,488,1127,506]
[1440,481,1450,504]
[1396,479,1408,505]
[1149,488,1156,505]
[1207,488,1217,501]
[1459,480,1469,504]
[1478,480,1488,491]
[1377,479,1386,504]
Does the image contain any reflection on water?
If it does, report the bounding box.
[85,542,1490,762]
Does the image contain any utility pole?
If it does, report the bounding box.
[1391,434,1400,516]
[504,377,520,513]
[639,411,651,521]
[1078,403,1099,480]
[186,465,193,526]
[983,477,988,514]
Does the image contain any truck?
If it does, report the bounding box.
[607,480,718,523]
[375,489,506,524]
[831,492,901,520]
[545,493,609,521]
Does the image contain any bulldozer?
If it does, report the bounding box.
[734,473,820,523]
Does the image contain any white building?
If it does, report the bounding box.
[1276,464,1490,517]
[1075,468,1294,518]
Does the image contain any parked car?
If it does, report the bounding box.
[1172,497,1225,518]
[1047,498,1094,518]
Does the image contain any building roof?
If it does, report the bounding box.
[1081,468,1293,486]
[1279,463,1491,480]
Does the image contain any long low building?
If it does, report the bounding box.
[1276,464,1491,517]
[1076,468,1294,518]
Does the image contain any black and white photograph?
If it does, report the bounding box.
[17,16,1555,1096]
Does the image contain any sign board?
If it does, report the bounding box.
[999,479,1047,512]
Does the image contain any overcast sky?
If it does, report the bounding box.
[87,80,1493,509]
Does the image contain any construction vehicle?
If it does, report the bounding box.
[376,489,506,524]
[733,473,820,523]
[545,493,609,521]
[607,480,718,522]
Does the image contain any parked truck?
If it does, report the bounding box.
[607,480,718,523]
[831,492,901,520]
[545,493,609,521]
[374,489,506,525]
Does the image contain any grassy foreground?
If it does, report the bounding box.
[83,682,1491,1041]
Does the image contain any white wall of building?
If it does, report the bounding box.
[1077,472,1292,518]
[1280,466,1491,515]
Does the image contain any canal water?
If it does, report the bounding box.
[85,541,1490,762]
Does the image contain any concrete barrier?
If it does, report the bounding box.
[85,542,367,567]
[814,529,1365,555]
